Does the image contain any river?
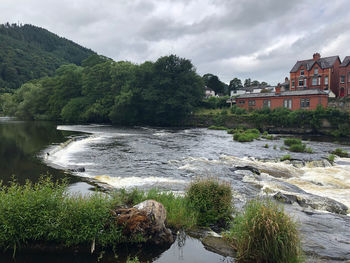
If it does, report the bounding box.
[2,117,350,262]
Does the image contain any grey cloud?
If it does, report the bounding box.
[1,0,349,85]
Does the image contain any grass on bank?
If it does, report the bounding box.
[0,177,233,251]
[224,199,303,263]
[0,177,304,262]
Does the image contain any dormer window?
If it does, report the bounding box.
[300,70,304,76]
[314,67,318,75]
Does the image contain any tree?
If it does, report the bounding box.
[142,55,204,125]
[261,81,268,86]
[244,78,251,87]
[202,73,225,95]
[251,80,260,86]
[228,78,243,93]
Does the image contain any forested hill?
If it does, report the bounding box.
[0,23,95,92]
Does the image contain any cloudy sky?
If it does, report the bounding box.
[1,0,350,85]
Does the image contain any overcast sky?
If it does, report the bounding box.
[1,0,350,85]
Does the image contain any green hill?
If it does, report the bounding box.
[0,23,95,92]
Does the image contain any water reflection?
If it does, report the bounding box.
[0,118,80,185]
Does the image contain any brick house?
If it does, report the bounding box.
[289,53,341,96]
[339,56,350,97]
[236,88,328,111]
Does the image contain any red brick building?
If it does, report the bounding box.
[236,88,328,111]
[289,53,341,96]
[339,56,350,97]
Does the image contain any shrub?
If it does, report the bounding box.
[280,154,291,161]
[331,148,349,157]
[284,138,302,147]
[208,125,227,130]
[225,199,303,263]
[186,178,233,227]
[289,143,306,153]
[273,145,277,150]
[264,144,269,148]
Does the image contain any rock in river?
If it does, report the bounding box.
[112,200,174,246]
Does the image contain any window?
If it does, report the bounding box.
[318,77,321,85]
[291,80,295,89]
[239,100,245,104]
[298,79,304,86]
[304,79,307,87]
[248,100,256,106]
[325,76,328,85]
[284,99,292,109]
[263,100,271,108]
[341,75,345,83]
[348,72,350,82]
[314,67,318,75]
[312,77,317,86]
[300,70,304,76]
[300,98,310,108]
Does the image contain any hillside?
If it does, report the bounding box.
[0,23,95,92]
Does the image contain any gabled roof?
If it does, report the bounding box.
[237,89,327,99]
[340,56,350,67]
[290,56,339,73]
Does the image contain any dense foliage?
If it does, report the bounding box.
[0,23,95,92]
[1,54,204,125]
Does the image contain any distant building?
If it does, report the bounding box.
[205,86,216,98]
[289,53,341,96]
[236,88,328,111]
[230,89,246,97]
[339,56,350,97]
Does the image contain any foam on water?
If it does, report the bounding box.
[46,135,106,168]
[93,175,186,189]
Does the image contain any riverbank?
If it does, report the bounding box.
[0,177,303,263]
[185,106,350,138]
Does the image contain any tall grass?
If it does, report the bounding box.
[0,177,139,251]
[225,199,303,263]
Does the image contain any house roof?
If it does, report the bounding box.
[340,56,350,67]
[290,56,339,73]
[237,89,327,99]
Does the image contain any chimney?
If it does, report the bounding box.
[313,53,321,61]
[285,77,289,82]
[275,84,281,94]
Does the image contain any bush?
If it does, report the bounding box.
[225,199,303,263]
[289,143,306,153]
[331,148,349,157]
[186,178,233,227]
[264,144,269,148]
[280,154,291,161]
[284,138,302,147]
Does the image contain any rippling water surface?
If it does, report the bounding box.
[3,118,350,262]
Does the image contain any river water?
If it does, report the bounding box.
[2,118,350,262]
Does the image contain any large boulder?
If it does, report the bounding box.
[112,200,174,246]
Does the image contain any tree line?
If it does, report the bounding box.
[203,73,269,95]
[0,54,204,126]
